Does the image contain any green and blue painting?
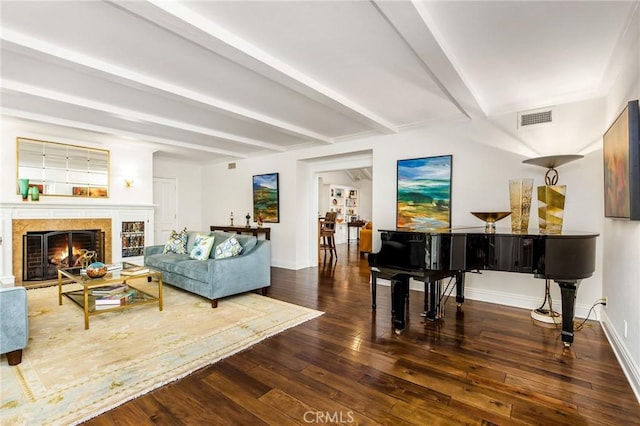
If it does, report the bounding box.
[397,156,451,230]
[253,173,279,223]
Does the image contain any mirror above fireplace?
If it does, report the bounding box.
[17,137,110,198]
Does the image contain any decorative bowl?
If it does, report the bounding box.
[471,212,512,233]
[86,262,108,278]
[471,212,512,223]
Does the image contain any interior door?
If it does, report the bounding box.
[153,177,177,245]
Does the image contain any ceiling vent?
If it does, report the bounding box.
[228,162,236,170]
[518,109,553,128]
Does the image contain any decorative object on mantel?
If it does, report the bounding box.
[28,185,39,201]
[470,211,511,233]
[230,211,234,226]
[17,137,110,198]
[18,178,29,201]
[508,178,533,233]
[245,212,251,228]
[523,154,583,234]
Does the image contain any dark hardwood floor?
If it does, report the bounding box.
[85,242,639,425]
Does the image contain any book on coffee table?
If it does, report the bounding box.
[105,263,123,271]
[95,290,135,307]
[121,266,150,276]
[92,284,129,295]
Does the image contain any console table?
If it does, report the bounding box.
[210,225,271,240]
[347,220,366,241]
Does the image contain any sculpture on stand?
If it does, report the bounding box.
[523,154,583,324]
[523,154,583,234]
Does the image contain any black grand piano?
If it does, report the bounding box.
[368,229,598,346]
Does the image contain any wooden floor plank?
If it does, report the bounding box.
[83,242,639,425]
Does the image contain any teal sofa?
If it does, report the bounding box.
[144,230,271,308]
[0,286,28,365]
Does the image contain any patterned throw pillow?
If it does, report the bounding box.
[162,228,188,254]
[189,234,215,260]
[214,236,243,259]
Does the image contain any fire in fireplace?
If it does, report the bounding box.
[23,230,105,281]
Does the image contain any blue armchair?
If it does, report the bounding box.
[0,287,28,365]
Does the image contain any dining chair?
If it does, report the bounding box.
[319,211,338,260]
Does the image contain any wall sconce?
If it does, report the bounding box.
[122,166,136,188]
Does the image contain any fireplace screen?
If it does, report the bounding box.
[23,230,105,281]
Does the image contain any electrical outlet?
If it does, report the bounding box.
[624,320,628,339]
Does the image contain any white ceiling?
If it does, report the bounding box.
[1,1,636,163]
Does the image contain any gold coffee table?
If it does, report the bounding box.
[57,264,163,329]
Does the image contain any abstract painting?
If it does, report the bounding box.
[603,100,640,220]
[253,173,280,223]
[397,155,452,230]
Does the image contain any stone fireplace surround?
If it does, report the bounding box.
[14,218,112,284]
[0,203,154,286]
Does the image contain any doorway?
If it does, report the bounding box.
[153,177,177,245]
[306,151,373,265]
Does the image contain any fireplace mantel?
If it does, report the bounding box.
[0,203,154,286]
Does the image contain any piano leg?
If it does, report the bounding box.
[423,279,441,321]
[556,280,580,347]
[371,271,377,310]
[455,272,465,307]
[391,275,410,332]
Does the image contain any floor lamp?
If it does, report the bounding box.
[523,154,583,324]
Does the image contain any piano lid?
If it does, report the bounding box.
[379,228,599,238]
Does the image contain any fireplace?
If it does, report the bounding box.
[22,229,105,281]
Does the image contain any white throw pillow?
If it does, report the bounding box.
[189,234,215,260]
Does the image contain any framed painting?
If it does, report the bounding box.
[603,100,640,220]
[397,155,452,230]
[72,186,108,198]
[252,173,280,223]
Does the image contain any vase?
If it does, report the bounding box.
[509,178,533,233]
[18,179,30,201]
[538,185,566,234]
[29,185,40,201]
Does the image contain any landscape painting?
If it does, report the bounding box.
[252,173,279,223]
[397,155,452,230]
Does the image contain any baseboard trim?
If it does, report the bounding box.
[600,310,640,403]
[0,275,16,287]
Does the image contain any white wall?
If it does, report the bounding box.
[600,4,640,401]
[202,104,606,319]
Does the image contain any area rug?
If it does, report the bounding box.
[1,282,323,425]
